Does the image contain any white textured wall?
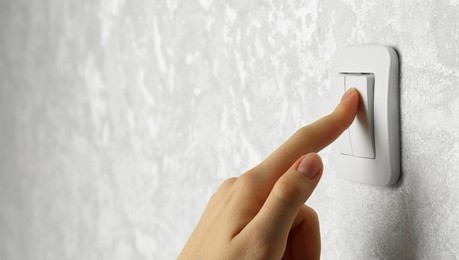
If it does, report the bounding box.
[1,0,458,259]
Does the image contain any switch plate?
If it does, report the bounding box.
[331,46,400,186]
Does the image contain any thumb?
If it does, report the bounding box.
[242,153,322,253]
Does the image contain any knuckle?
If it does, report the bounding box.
[246,165,262,176]
[272,179,304,207]
[230,174,266,212]
[212,178,237,200]
[295,126,311,137]
[234,174,258,190]
[218,177,237,191]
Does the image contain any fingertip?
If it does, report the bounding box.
[340,88,360,112]
[308,153,323,167]
[296,153,323,180]
[332,89,360,130]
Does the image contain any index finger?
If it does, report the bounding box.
[251,88,359,187]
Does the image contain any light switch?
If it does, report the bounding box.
[334,74,375,158]
[346,74,375,159]
[332,75,353,156]
[330,45,400,186]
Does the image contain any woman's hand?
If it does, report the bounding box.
[179,89,360,260]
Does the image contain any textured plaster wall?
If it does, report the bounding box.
[1,0,459,259]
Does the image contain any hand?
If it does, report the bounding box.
[179,89,360,260]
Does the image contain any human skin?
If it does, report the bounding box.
[179,89,360,260]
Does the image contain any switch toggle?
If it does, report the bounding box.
[346,74,375,158]
[335,73,375,159]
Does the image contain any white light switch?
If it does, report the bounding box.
[346,74,375,158]
[331,46,400,186]
[334,74,375,158]
[332,75,354,156]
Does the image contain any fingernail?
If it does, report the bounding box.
[341,88,357,103]
[297,154,321,180]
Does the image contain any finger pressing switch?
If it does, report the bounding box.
[334,74,375,158]
[346,74,375,159]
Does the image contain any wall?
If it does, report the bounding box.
[1,0,458,259]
